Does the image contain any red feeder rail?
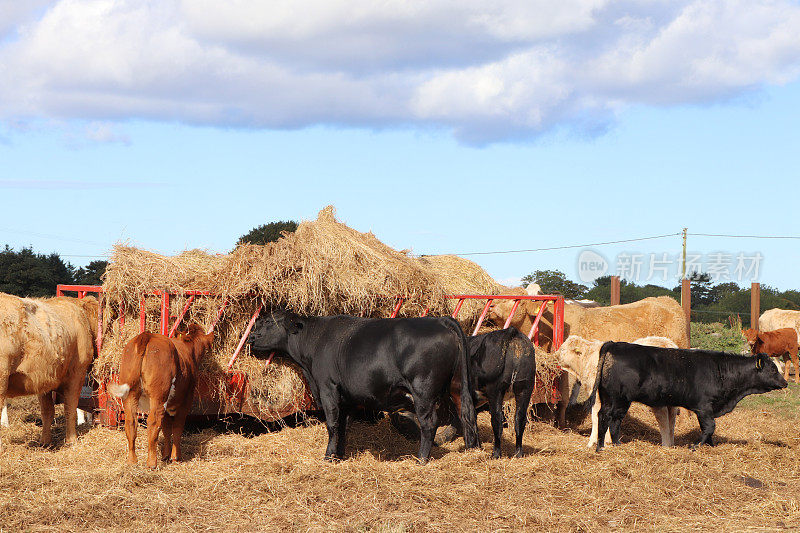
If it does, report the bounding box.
[58,284,565,426]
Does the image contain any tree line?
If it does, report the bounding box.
[523,269,800,323]
[0,221,298,298]
[4,220,797,326]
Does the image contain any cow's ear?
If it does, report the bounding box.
[281,311,304,334]
[756,356,764,370]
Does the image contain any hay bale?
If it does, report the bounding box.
[416,254,512,327]
[97,206,451,418]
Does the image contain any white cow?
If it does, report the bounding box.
[556,335,679,448]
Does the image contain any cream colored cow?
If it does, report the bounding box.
[0,294,98,450]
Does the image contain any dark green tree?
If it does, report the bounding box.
[0,246,76,297]
[74,260,108,286]
[679,272,713,306]
[521,269,588,299]
[236,220,298,247]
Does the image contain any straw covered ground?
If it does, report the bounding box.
[2,384,799,532]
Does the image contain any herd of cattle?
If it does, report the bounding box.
[0,291,795,466]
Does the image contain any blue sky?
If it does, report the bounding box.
[2,1,800,291]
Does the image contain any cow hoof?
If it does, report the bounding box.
[513,449,523,459]
[491,450,501,460]
[417,457,429,465]
[323,454,342,463]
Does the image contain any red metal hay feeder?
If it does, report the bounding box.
[57,285,564,426]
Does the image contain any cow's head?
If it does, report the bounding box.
[742,328,759,346]
[176,323,214,357]
[752,353,788,391]
[246,308,303,355]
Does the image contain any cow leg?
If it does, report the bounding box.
[146,402,165,469]
[61,373,83,445]
[588,397,611,448]
[608,401,630,446]
[1,402,8,427]
[792,351,800,384]
[414,397,438,465]
[123,393,140,465]
[783,354,791,382]
[667,407,678,447]
[695,411,716,447]
[38,392,55,447]
[595,401,611,452]
[651,406,672,447]
[487,388,505,459]
[161,413,173,462]
[334,410,349,459]
[512,380,534,458]
[320,392,344,461]
[168,394,192,462]
[556,379,568,429]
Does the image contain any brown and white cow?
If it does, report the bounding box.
[743,327,800,383]
[0,293,98,450]
[109,324,213,468]
[556,335,680,448]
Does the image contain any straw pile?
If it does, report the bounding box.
[97,207,452,418]
[416,254,515,328]
[3,384,799,531]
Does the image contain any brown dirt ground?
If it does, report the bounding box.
[1,386,799,532]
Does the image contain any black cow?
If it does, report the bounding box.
[246,309,479,463]
[591,341,787,452]
[391,328,537,459]
[468,328,537,458]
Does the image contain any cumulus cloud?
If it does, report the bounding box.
[0,0,799,143]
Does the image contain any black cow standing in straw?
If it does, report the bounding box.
[246,309,479,463]
[591,341,787,451]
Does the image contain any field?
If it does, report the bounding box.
[1,382,799,532]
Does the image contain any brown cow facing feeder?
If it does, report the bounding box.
[109,324,213,468]
[743,327,800,384]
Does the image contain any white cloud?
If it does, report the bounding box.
[0,0,799,143]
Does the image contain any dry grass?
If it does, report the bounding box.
[3,385,799,532]
[415,255,508,328]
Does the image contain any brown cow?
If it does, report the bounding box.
[743,328,799,384]
[109,324,213,468]
[0,293,98,450]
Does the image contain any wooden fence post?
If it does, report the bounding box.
[610,276,620,306]
[751,282,760,330]
[681,278,691,344]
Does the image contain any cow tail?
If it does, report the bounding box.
[588,341,614,411]
[108,333,150,400]
[448,318,479,449]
